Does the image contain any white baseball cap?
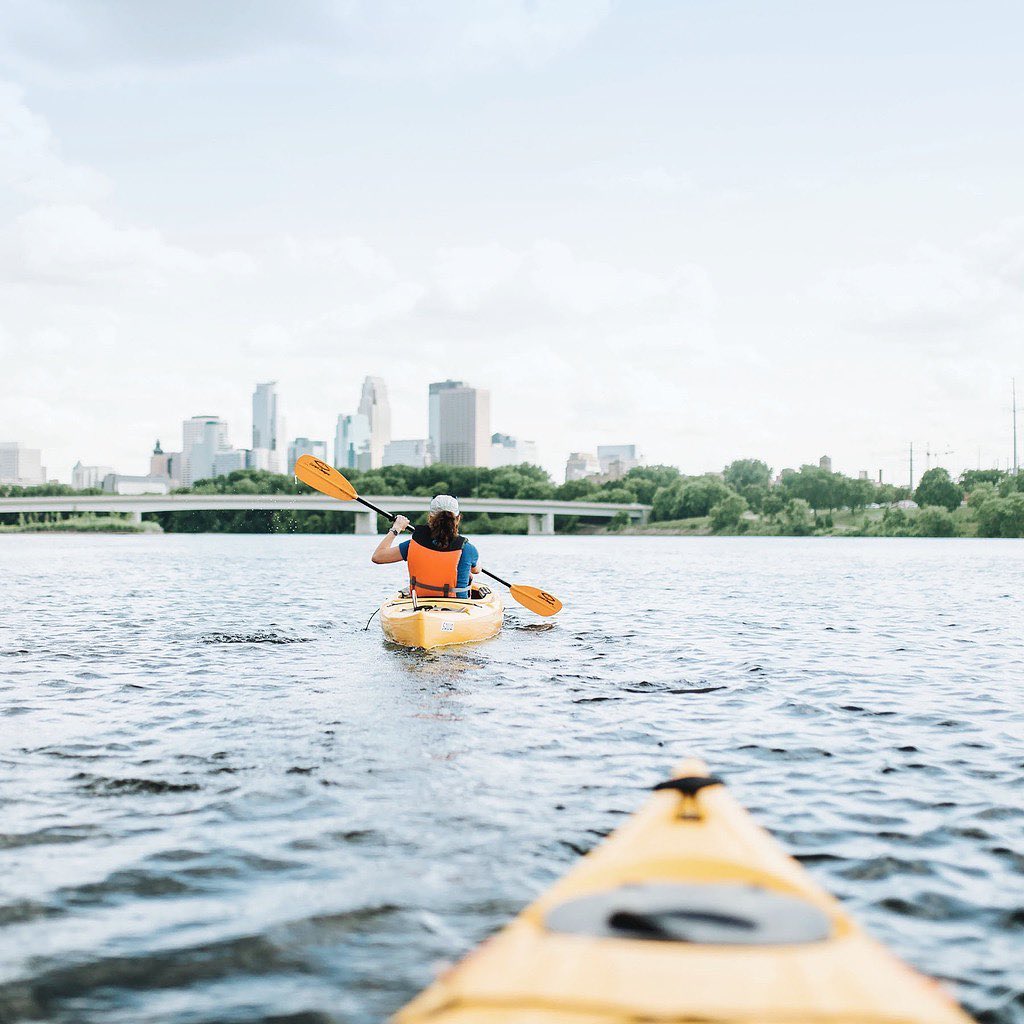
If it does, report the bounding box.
[430,494,460,515]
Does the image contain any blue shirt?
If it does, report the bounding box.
[398,536,479,595]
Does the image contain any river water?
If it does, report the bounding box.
[1,535,1021,1023]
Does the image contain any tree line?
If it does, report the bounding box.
[2,460,1022,537]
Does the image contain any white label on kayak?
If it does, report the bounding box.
[441,622,455,632]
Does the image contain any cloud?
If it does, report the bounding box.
[1,0,612,80]
[5,204,252,287]
[0,82,109,202]
[820,221,1024,343]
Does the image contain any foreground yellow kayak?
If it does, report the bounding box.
[379,587,504,650]
[394,759,972,1023]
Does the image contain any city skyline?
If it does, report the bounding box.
[1,4,1022,484]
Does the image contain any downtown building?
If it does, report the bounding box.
[383,439,432,468]
[0,442,46,486]
[490,433,538,467]
[251,381,282,473]
[334,413,371,471]
[72,461,116,490]
[358,376,391,469]
[182,415,231,485]
[436,383,491,467]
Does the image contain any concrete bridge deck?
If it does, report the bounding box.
[0,493,651,535]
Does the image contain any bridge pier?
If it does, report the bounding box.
[354,509,377,535]
[527,511,555,536]
[131,510,142,524]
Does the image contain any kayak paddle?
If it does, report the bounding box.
[294,455,563,617]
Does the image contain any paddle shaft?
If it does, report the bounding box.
[360,496,510,588]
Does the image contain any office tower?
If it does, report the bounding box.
[287,437,328,469]
[334,413,371,470]
[251,382,281,472]
[565,452,601,482]
[383,439,432,468]
[0,442,45,485]
[72,461,115,490]
[819,455,833,473]
[182,415,230,485]
[490,433,539,467]
[358,376,391,468]
[437,384,490,467]
[428,380,465,458]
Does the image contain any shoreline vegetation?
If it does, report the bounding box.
[2,461,1022,538]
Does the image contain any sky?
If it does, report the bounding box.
[1,0,1022,485]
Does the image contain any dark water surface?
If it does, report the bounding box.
[1,534,1022,1023]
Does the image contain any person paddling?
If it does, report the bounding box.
[370,494,480,598]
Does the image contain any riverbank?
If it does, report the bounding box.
[0,514,161,534]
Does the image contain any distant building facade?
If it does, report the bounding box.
[358,376,391,468]
[182,415,230,485]
[490,433,539,467]
[597,444,642,480]
[149,441,182,486]
[819,455,832,473]
[565,452,601,482]
[251,382,281,471]
[438,384,490,466]
[101,474,171,495]
[383,439,432,468]
[72,461,115,490]
[287,437,328,469]
[334,413,371,470]
[0,443,45,486]
[428,380,465,459]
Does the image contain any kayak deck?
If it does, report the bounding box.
[393,758,972,1023]
[379,587,504,650]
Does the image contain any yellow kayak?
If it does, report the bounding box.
[379,587,504,651]
[394,759,973,1023]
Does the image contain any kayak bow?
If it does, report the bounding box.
[394,759,972,1023]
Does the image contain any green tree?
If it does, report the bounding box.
[974,493,1024,538]
[781,498,812,535]
[709,493,748,532]
[723,459,772,490]
[913,468,963,512]
[914,506,958,537]
[959,468,1004,491]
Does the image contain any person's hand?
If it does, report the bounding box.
[392,514,411,534]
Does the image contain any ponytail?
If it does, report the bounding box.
[428,510,459,548]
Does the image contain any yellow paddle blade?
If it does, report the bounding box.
[509,584,562,617]
[293,455,358,501]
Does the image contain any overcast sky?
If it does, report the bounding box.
[1,0,1022,484]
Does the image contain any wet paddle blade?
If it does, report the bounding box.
[294,455,358,501]
[510,584,562,617]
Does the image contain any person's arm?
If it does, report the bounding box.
[468,541,481,574]
[371,515,410,564]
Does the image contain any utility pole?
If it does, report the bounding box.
[1014,377,1019,476]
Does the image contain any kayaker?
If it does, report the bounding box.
[370,494,480,598]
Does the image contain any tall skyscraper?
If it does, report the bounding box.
[428,380,465,458]
[182,415,230,485]
[248,382,278,468]
[0,442,46,485]
[438,384,491,467]
[334,413,371,470]
[358,376,391,468]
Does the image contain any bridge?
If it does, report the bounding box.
[0,494,651,535]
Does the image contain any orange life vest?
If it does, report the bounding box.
[406,528,468,598]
